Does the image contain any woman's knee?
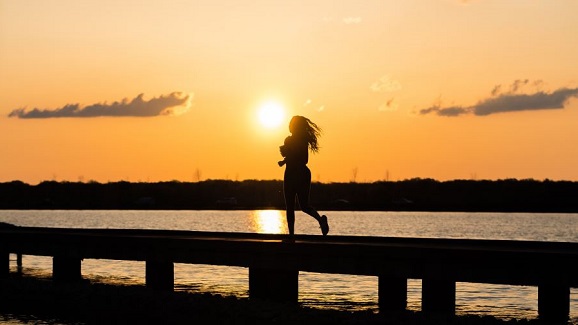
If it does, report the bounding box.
[301,206,314,214]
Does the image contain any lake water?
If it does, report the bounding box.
[1,210,578,321]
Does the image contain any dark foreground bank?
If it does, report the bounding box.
[0,275,564,325]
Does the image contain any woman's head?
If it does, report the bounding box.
[289,115,322,153]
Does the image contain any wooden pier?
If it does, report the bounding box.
[1,226,577,322]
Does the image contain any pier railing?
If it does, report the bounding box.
[2,226,577,322]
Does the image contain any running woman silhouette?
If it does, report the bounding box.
[278,116,329,237]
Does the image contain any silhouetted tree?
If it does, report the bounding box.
[1,178,578,212]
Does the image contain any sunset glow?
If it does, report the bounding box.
[257,101,286,129]
[251,210,286,234]
[2,1,578,183]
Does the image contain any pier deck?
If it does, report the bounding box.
[2,226,577,322]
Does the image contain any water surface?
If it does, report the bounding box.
[2,210,577,321]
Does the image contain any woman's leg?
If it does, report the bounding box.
[295,168,321,222]
[297,180,330,236]
[297,189,321,222]
[283,177,297,236]
[296,167,329,235]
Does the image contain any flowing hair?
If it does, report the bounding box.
[289,116,322,153]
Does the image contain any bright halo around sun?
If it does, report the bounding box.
[257,101,286,129]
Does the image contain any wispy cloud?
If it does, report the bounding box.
[322,16,363,25]
[303,98,325,112]
[8,92,193,119]
[378,98,399,112]
[343,17,362,24]
[371,75,401,112]
[419,80,578,117]
[371,75,401,93]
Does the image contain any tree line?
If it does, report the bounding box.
[1,178,577,212]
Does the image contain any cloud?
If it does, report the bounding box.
[371,75,401,93]
[343,17,362,24]
[474,88,578,116]
[379,98,399,112]
[303,98,325,112]
[419,80,578,117]
[509,79,529,93]
[419,105,470,117]
[8,92,193,119]
[371,75,402,112]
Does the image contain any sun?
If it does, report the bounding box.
[257,101,286,129]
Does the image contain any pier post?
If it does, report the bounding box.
[16,253,22,275]
[1,251,8,278]
[538,283,569,323]
[378,275,407,311]
[53,256,82,283]
[249,267,298,303]
[422,277,455,314]
[146,260,174,291]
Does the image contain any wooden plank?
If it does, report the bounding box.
[1,251,8,278]
[422,277,455,314]
[146,260,174,291]
[53,256,82,283]
[249,267,298,303]
[538,283,569,323]
[378,275,407,311]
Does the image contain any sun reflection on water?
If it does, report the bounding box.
[250,210,287,234]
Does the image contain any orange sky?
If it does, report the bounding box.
[2,0,578,184]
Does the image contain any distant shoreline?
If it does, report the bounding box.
[2,179,578,213]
